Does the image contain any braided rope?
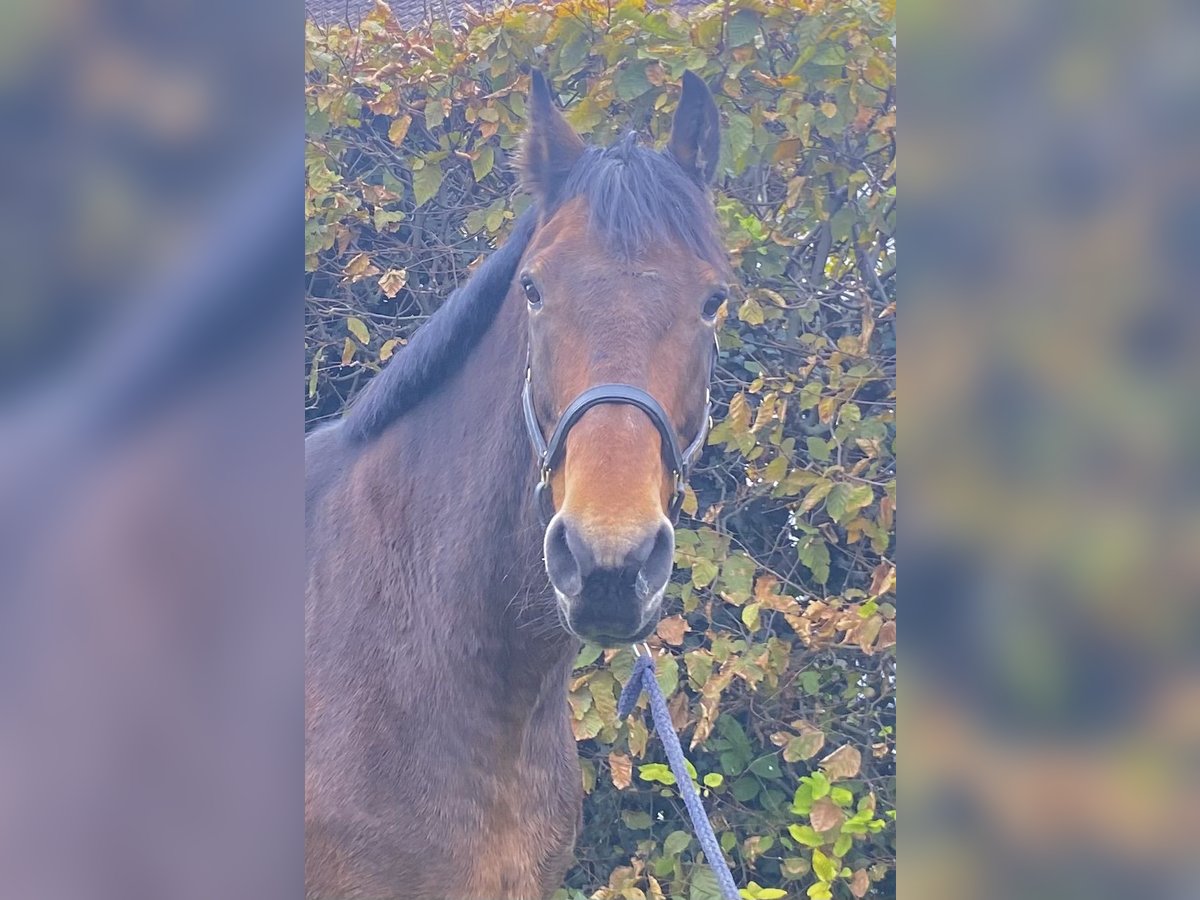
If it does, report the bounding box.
[617,652,741,900]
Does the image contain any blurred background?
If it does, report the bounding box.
[905,0,1200,897]
[0,0,302,898]
[0,0,1195,897]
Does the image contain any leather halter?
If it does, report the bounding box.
[522,338,718,526]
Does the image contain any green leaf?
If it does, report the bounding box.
[784,730,826,762]
[412,164,443,207]
[692,558,718,588]
[831,786,854,808]
[638,763,676,785]
[727,9,761,47]
[797,535,830,585]
[811,848,837,883]
[749,755,782,780]
[471,145,494,182]
[787,824,823,848]
[791,783,814,815]
[703,772,725,789]
[664,830,692,857]
[574,642,603,669]
[810,44,848,67]
[809,771,831,800]
[621,810,652,829]
[731,776,760,802]
[726,113,754,166]
[826,482,874,523]
[690,867,723,900]
[833,831,853,857]
[721,554,755,602]
[616,62,651,100]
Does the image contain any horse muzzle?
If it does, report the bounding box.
[544,514,673,645]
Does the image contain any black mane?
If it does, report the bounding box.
[341,134,724,445]
[342,207,537,444]
[561,132,726,264]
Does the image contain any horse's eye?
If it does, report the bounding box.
[521,275,543,309]
[702,290,726,321]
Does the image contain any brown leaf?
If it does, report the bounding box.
[609,751,632,790]
[868,561,896,598]
[855,614,883,653]
[850,868,870,898]
[378,268,408,298]
[821,744,862,781]
[810,796,845,833]
[344,252,373,279]
[877,620,896,650]
[656,615,689,647]
[667,691,690,732]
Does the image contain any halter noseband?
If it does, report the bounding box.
[521,338,717,527]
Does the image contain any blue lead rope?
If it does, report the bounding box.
[617,651,741,900]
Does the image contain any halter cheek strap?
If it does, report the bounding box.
[522,339,717,526]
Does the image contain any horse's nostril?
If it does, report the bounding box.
[632,522,674,600]
[544,516,587,597]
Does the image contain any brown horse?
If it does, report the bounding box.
[305,71,729,900]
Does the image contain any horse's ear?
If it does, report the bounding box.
[519,70,585,206]
[668,71,721,185]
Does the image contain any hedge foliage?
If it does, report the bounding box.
[305,1,895,897]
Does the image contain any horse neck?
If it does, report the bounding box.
[391,281,575,701]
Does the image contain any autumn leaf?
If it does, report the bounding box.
[820,744,862,781]
[608,751,632,790]
[346,316,370,345]
[849,869,870,898]
[810,796,845,833]
[379,268,408,298]
[656,615,689,646]
[387,113,412,145]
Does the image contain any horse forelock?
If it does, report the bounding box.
[559,139,726,266]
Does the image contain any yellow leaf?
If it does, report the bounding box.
[681,485,698,517]
[344,252,372,279]
[346,316,370,345]
[387,114,412,145]
[340,337,356,366]
[820,101,838,118]
[379,268,408,298]
[379,338,401,362]
[739,295,765,325]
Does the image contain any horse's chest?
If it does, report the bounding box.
[461,754,583,899]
